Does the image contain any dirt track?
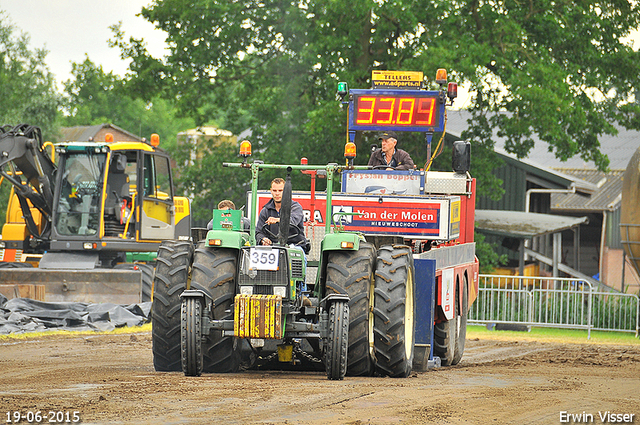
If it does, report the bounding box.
[1,330,639,425]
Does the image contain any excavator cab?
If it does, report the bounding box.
[48,142,179,252]
[0,126,190,268]
[0,125,191,303]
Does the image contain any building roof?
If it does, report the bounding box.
[550,169,623,212]
[446,110,640,171]
[446,110,635,213]
[59,124,141,142]
[493,147,598,194]
[445,111,598,193]
[177,126,234,137]
[475,209,589,239]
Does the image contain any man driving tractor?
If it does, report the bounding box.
[256,177,306,248]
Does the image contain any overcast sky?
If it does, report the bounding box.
[0,0,167,85]
[1,0,639,98]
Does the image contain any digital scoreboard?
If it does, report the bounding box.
[348,89,445,133]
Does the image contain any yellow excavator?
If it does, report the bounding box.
[0,124,191,303]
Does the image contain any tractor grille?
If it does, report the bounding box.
[291,258,304,279]
[238,247,289,287]
[254,285,273,295]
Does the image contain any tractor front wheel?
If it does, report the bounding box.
[325,300,349,380]
[181,296,204,376]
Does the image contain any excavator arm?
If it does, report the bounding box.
[0,124,57,242]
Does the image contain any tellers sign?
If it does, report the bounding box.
[349,89,443,132]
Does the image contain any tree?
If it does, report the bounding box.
[62,56,254,225]
[62,56,195,150]
[171,137,251,225]
[111,1,640,272]
[0,13,60,137]
[0,13,61,226]
[114,1,639,195]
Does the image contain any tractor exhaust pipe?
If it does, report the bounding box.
[278,168,293,246]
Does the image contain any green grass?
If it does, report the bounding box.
[467,324,640,345]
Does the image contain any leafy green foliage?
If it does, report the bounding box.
[61,57,195,150]
[0,15,61,225]
[475,231,508,274]
[116,1,639,190]
[0,14,60,137]
[170,137,248,225]
[112,1,640,270]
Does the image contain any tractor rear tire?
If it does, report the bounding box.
[325,300,349,380]
[325,242,376,376]
[373,245,416,378]
[151,240,194,371]
[139,264,154,303]
[181,296,203,376]
[190,246,240,373]
[452,276,469,365]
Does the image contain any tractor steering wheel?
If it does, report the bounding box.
[260,222,300,245]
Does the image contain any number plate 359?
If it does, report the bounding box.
[249,247,279,271]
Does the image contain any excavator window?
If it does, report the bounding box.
[55,151,106,236]
[142,154,172,201]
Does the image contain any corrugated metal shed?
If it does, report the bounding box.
[447,110,632,283]
[446,111,597,212]
[550,169,623,212]
[477,157,527,211]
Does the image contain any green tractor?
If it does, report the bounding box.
[151,150,375,380]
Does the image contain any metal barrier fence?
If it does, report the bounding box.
[469,275,640,339]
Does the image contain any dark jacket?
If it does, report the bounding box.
[256,198,306,246]
[368,148,415,170]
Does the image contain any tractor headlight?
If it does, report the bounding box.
[273,286,287,298]
[240,286,253,295]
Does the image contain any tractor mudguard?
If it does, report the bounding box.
[180,289,210,302]
[205,229,249,249]
[320,232,361,252]
[320,293,350,306]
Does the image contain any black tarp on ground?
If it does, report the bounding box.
[0,293,151,334]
